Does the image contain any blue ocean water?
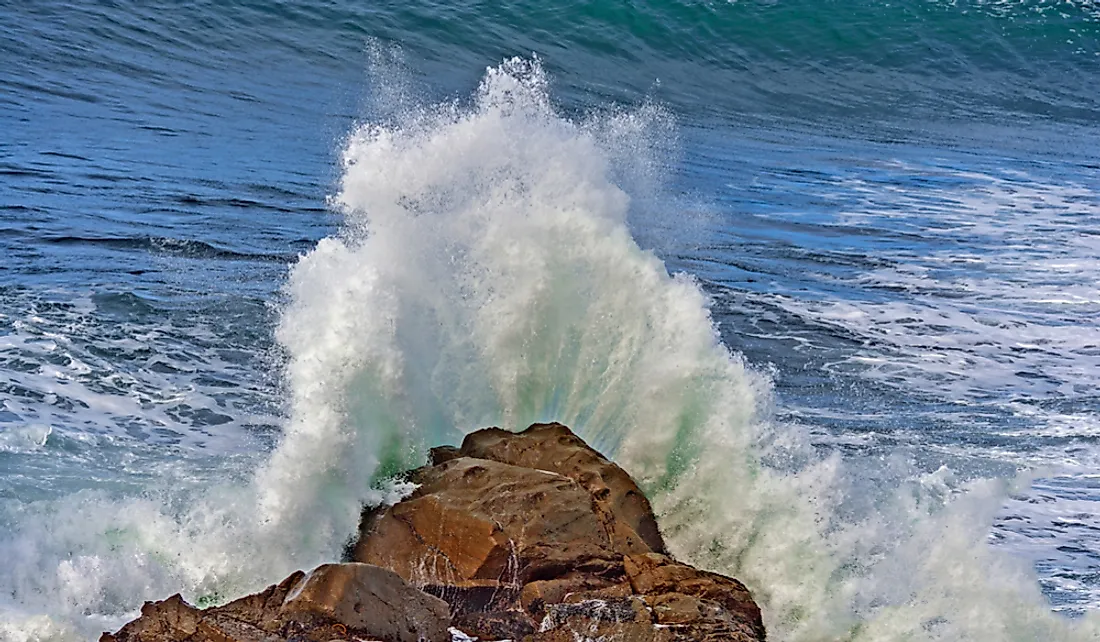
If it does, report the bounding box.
[1,1,1099,640]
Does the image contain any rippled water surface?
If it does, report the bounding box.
[2,1,1099,639]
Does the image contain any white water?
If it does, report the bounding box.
[1,59,1098,642]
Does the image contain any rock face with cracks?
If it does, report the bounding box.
[102,422,765,642]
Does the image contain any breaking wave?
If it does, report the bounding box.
[1,58,1098,642]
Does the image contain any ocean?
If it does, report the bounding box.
[1,1,1099,640]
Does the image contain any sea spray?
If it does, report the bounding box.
[1,58,1098,642]
[270,56,1100,641]
[258,55,759,544]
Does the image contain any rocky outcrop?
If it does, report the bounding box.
[444,423,666,555]
[101,564,451,642]
[102,422,764,642]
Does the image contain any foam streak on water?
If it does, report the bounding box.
[1,59,1099,642]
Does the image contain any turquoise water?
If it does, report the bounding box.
[1,2,1099,640]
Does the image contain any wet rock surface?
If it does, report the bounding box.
[102,423,765,642]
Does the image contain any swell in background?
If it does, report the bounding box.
[5,0,1099,126]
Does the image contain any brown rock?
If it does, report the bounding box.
[101,564,450,642]
[429,445,461,465]
[452,610,537,640]
[647,591,721,625]
[422,581,519,615]
[519,575,619,616]
[215,570,305,632]
[531,593,760,642]
[348,423,764,641]
[531,597,661,642]
[104,422,765,642]
[352,457,623,588]
[457,423,667,556]
[100,594,201,642]
[280,563,451,642]
[193,616,270,642]
[624,552,765,639]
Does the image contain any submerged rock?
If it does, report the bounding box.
[102,422,764,642]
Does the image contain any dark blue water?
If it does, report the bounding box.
[2,1,1100,640]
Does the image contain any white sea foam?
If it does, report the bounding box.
[0,292,280,456]
[1,59,1098,641]
[771,164,1100,460]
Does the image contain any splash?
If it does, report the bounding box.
[263,56,1100,641]
[256,55,767,547]
[1,58,1098,642]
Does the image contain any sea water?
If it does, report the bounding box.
[1,2,1099,641]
